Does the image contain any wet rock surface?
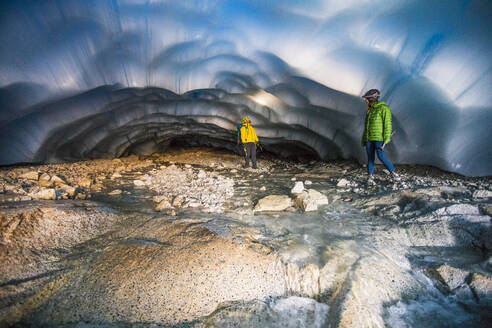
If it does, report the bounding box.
[0,148,491,327]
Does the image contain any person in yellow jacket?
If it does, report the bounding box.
[238,116,259,169]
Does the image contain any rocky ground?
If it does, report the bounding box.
[0,148,491,327]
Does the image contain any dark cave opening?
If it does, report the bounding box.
[123,133,321,163]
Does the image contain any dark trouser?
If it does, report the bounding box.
[244,142,257,167]
[365,141,395,174]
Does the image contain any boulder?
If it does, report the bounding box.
[291,181,304,194]
[425,264,470,291]
[19,171,38,181]
[58,184,76,198]
[469,273,492,305]
[108,189,122,195]
[294,189,328,212]
[28,187,56,200]
[50,175,66,187]
[28,219,286,326]
[254,195,292,212]
[37,173,53,187]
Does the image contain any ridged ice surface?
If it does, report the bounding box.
[0,0,491,175]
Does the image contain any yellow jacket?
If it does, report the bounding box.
[240,123,259,143]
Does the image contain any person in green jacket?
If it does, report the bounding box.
[361,89,399,184]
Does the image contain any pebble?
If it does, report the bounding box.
[337,178,350,187]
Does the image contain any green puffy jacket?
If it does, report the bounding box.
[361,101,392,146]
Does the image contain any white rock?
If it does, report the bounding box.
[473,190,492,198]
[434,204,480,216]
[291,181,304,194]
[336,178,350,187]
[295,189,328,212]
[304,180,312,185]
[230,169,237,173]
[291,177,296,181]
[29,187,56,200]
[260,186,266,191]
[111,172,122,179]
[185,164,192,168]
[254,195,292,212]
[133,180,145,186]
[108,189,123,195]
[197,170,207,179]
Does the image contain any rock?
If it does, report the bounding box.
[291,181,304,194]
[336,178,350,187]
[108,189,122,195]
[155,199,173,211]
[28,187,56,200]
[291,177,296,181]
[133,180,145,186]
[110,172,122,179]
[91,183,103,191]
[28,219,286,326]
[473,190,492,199]
[197,170,207,179]
[230,169,237,173]
[305,180,312,185]
[434,204,480,216]
[185,164,192,168]
[38,173,53,187]
[78,178,92,188]
[480,204,492,216]
[254,195,292,212]
[469,273,492,304]
[425,264,470,292]
[75,193,87,200]
[294,189,328,212]
[172,195,185,208]
[58,184,76,198]
[50,175,66,187]
[260,186,266,191]
[19,171,38,180]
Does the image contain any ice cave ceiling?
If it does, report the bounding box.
[0,0,491,176]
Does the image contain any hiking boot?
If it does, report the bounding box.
[367,175,375,185]
[391,172,401,181]
[243,164,249,169]
[252,164,258,169]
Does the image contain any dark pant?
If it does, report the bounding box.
[365,141,395,174]
[244,142,257,167]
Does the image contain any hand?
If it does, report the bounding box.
[381,144,386,150]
